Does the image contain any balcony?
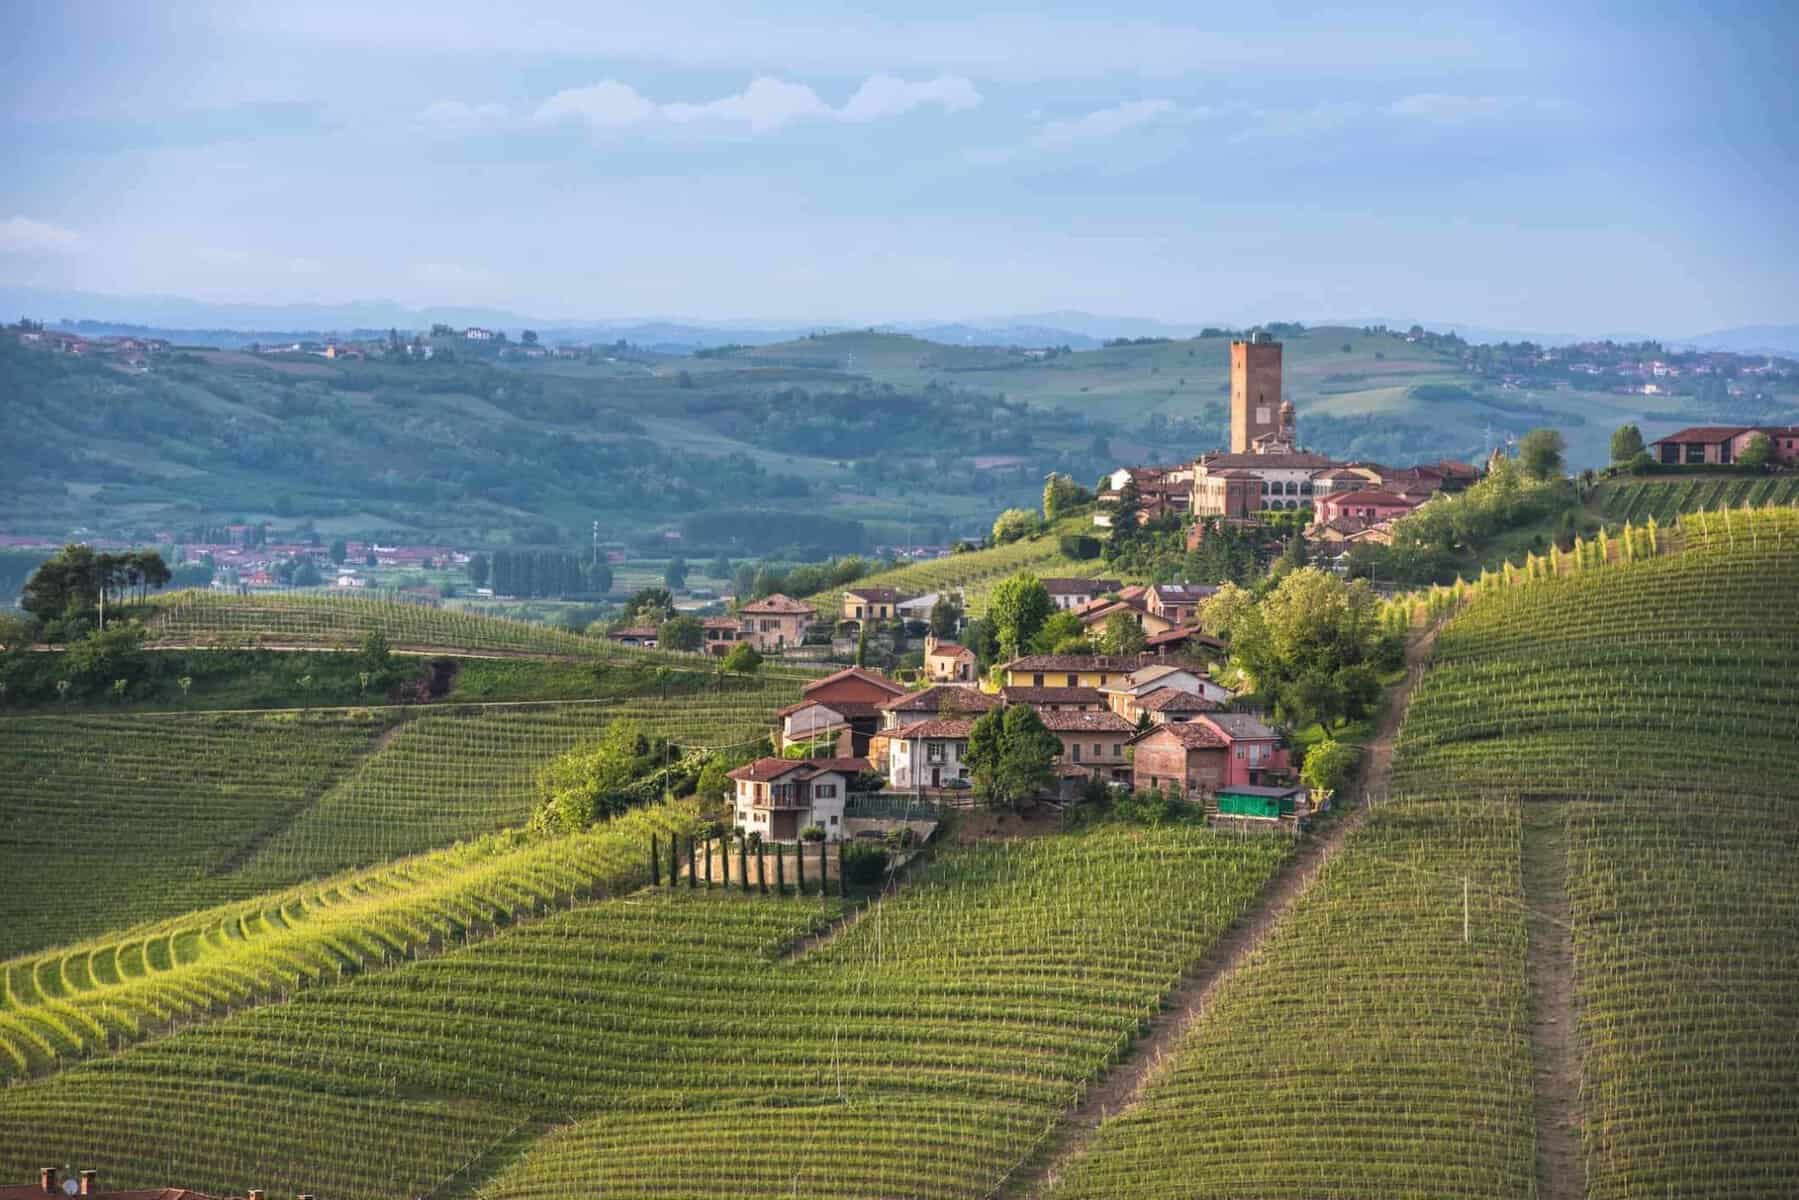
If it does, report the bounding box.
[754,785,810,810]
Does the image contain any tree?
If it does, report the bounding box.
[1042,473,1088,521]
[1302,738,1359,795]
[1278,531,1308,574]
[721,643,763,674]
[1738,432,1773,471]
[991,508,1040,544]
[329,539,348,566]
[521,329,539,345]
[658,614,703,652]
[708,553,732,581]
[359,629,393,676]
[964,705,1061,812]
[1518,428,1566,482]
[929,594,962,639]
[292,559,323,588]
[988,573,1054,661]
[1030,610,1088,654]
[623,587,674,626]
[663,557,689,590]
[1610,424,1645,464]
[532,721,656,832]
[469,552,490,588]
[1099,610,1147,655]
[854,623,870,667]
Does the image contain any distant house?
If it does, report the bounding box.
[701,616,745,655]
[1144,583,1216,626]
[886,717,976,791]
[738,593,817,651]
[1000,653,1144,690]
[1037,709,1136,781]
[1102,664,1230,722]
[1648,425,1799,466]
[463,327,495,341]
[1135,686,1219,725]
[1313,490,1419,525]
[775,699,857,756]
[896,590,955,625]
[1075,596,1178,637]
[999,685,1107,712]
[608,626,659,648]
[792,666,908,756]
[922,634,978,682]
[728,757,866,841]
[876,685,1002,731]
[841,586,907,623]
[1039,577,1123,610]
[1142,625,1227,660]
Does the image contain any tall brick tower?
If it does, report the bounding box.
[1229,333,1283,453]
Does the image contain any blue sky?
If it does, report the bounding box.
[1,0,1793,333]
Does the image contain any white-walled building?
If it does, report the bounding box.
[886,717,976,790]
[727,757,866,842]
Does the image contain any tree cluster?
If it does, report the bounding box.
[20,545,172,626]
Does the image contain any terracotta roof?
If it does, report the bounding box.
[1197,451,1338,469]
[1138,686,1217,712]
[1036,709,1136,733]
[877,685,1001,714]
[1128,722,1228,749]
[1321,490,1416,508]
[1202,712,1280,741]
[1000,685,1106,705]
[608,626,659,638]
[844,586,906,602]
[1004,654,1142,673]
[1202,467,1262,479]
[1436,459,1481,478]
[702,617,743,629]
[1648,425,1750,444]
[1150,583,1217,602]
[891,717,977,739]
[1143,626,1226,649]
[739,592,815,615]
[1039,577,1122,595]
[776,698,883,720]
[727,755,868,783]
[802,666,908,697]
[927,641,975,659]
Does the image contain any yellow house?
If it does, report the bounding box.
[841,586,906,623]
[999,654,1145,691]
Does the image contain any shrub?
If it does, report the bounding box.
[1059,534,1102,560]
[842,841,890,884]
[799,824,826,842]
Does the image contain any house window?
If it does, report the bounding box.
[829,815,838,825]
[1235,748,1245,759]
[814,784,838,799]
[1032,673,1045,687]
[1685,444,1704,464]
[1092,742,1102,758]
[1071,743,1082,762]
[1066,674,1078,687]
[927,743,945,764]
[1112,743,1123,758]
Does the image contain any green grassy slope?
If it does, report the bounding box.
[1050,508,1799,1199]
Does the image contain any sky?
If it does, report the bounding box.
[1,0,1794,334]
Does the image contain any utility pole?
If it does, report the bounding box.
[1463,876,1471,944]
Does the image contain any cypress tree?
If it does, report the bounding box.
[739,839,750,894]
[669,833,680,885]
[649,835,661,887]
[757,847,768,895]
[687,837,697,889]
[796,841,808,895]
[776,843,786,895]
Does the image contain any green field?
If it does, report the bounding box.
[1594,474,1799,524]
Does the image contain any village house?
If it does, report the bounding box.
[728,757,866,841]
[1076,596,1179,637]
[922,634,978,682]
[1040,578,1123,610]
[999,653,1145,690]
[1648,425,1799,466]
[1039,709,1137,780]
[841,586,907,623]
[1144,583,1216,625]
[886,717,975,790]
[701,617,745,655]
[1135,686,1220,724]
[876,685,1002,731]
[1102,663,1231,722]
[896,590,955,626]
[1143,625,1227,661]
[1313,490,1419,525]
[607,626,659,648]
[1127,721,1230,795]
[782,666,908,757]
[738,593,817,652]
[999,685,1107,712]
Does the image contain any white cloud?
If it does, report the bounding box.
[0,215,82,254]
[534,73,979,136]
[417,98,510,133]
[1390,93,1570,123]
[663,77,830,132]
[840,74,981,122]
[1231,102,1369,142]
[535,81,656,129]
[1032,99,1177,150]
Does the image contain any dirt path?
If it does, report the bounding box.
[1005,628,1438,1199]
[1520,802,1585,1200]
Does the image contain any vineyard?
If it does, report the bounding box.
[1,826,1290,1198]
[807,518,1125,618]
[1594,474,1799,524]
[0,678,801,960]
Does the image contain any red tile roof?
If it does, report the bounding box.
[890,717,976,739]
[1000,685,1106,705]
[1138,686,1217,712]
[1036,709,1136,733]
[1003,654,1143,673]
[877,686,1002,714]
[927,641,975,659]
[727,756,868,782]
[1321,490,1416,508]
[739,592,815,615]
[1649,425,1750,444]
[1143,626,1226,650]
[803,666,908,697]
[1039,577,1122,595]
[775,698,884,720]
[1129,722,1228,749]
[844,586,906,602]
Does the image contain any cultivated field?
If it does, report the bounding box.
[1595,474,1799,524]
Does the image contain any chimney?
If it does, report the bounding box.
[79,1171,97,1196]
[40,1168,57,1195]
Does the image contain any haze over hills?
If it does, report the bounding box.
[7,285,1797,357]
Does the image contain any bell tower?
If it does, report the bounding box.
[1230,333,1283,453]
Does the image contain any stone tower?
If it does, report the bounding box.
[1230,333,1283,453]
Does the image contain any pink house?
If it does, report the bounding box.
[1197,712,1291,787]
[1315,490,1418,525]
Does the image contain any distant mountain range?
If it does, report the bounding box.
[4,284,1793,358]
